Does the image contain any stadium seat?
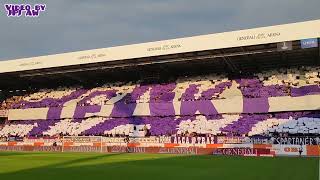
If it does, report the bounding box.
[1,67,320,137]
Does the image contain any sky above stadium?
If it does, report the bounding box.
[0,0,319,61]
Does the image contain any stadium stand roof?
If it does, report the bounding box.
[0,19,319,90]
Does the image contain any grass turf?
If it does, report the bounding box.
[0,152,318,180]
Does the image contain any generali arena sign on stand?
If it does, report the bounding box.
[0,136,320,157]
[0,20,319,73]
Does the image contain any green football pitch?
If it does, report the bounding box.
[0,152,318,180]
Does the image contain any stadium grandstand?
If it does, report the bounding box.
[0,19,319,157]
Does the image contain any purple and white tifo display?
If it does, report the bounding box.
[4,4,46,17]
[2,67,320,137]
